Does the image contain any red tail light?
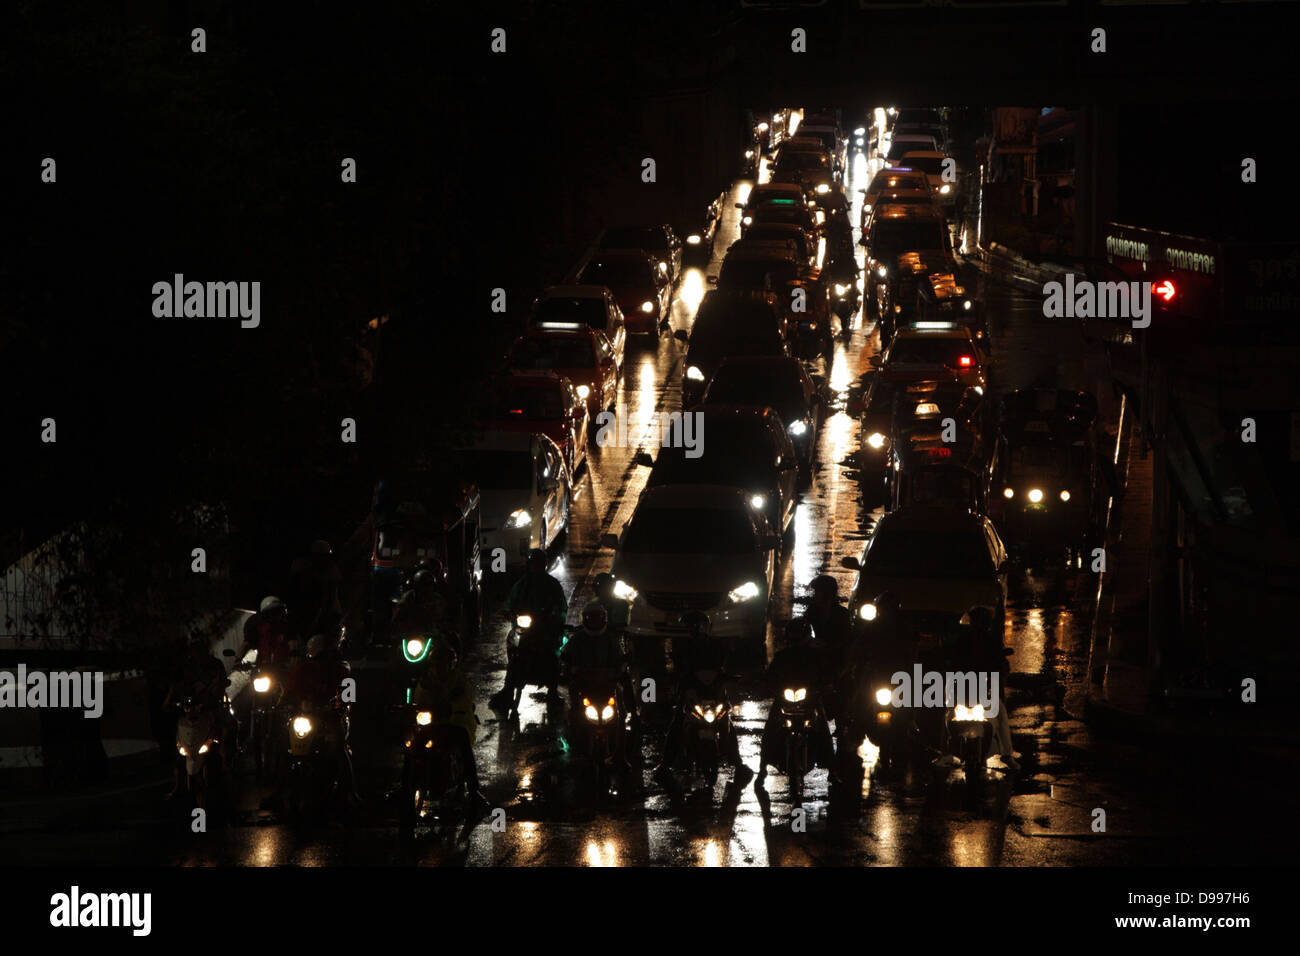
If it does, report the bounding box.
[958,355,972,367]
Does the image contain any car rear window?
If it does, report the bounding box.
[578,258,652,288]
[622,506,758,554]
[864,527,993,577]
[534,297,606,331]
[887,337,974,367]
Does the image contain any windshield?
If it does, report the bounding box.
[872,219,947,254]
[622,507,757,554]
[689,322,784,362]
[461,450,533,490]
[864,528,993,577]
[534,297,606,331]
[718,259,800,289]
[601,227,667,251]
[744,227,809,258]
[485,383,564,420]
[870,173,926,196]
[752,207,814,230]
[509,338,595,370]
[905,469,978,507]
[705,372,803,417]
[578,258,652,289]
[649,442,775,488]
[902,155,945,175]
[1011,440,1065,473]
[777,152,829,171]
[887,337,973,367]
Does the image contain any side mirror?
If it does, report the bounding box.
[633,450,654,467]
[599,533,620,550]
[734,203,745,209]
[840,555,862,571]
[673,329,690,343]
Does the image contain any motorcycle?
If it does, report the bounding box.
[285,698,348,821]
[574,671,626,796]
[233,660,287,779]
[503,611,560,718]
[677,670,734,779]
[396,704,466,840]
[771,685,821,802]
[173,696,229,813]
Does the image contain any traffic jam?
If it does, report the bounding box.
[129,105,1223,867]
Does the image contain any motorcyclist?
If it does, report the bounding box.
[494,548,567,705]
[949,606,1018,771]
[655,611,749,782]
[591,572,630,632]
[287,539,343,641]
[411,639,488,807]
[164,633,234,797]
[562,601,633,769]
[755,619,835,786]
[240,595,296,669]
[393,566,461,659]
[841,591,911,751]
[269,633,359,807]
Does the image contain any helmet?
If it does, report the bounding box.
[310,539,333,556]
[526,548,547,572]
[783,618,813,645]
[306,635,326,659]
[259,595,285,614]
[809,575,839,600]
[417,557,446,582]
[593,572,617,597]
[581,601,609,634]
[412,569,435,589]
[679,611,712,641]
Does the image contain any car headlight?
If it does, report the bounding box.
[415,710,433,726]
[686,234,701,244]
[954,704,985,722]
[576,384,591,400]
[613,579,638,601]
[863,203,872,212]
[404,637,430,662]
[253,676,271,694]
[728,581,761,603]
[859,602,877,621]
[745,150,755,159]
[788,420,808,437]
[659,261,669,274]
[1057,490,1070,502]
[867,432,886,449]
[178,745,188,756]
[875,688,892,706]
[963,299,972,310]
[834,283,850,296]
[509,508,531,528]
[815,183,830,195]
[749,493,767,510]
[939,184,952,195]
[742,216,753,225]
[783,687,808,703]
[1004,487,1015,499]
[1028,488,1044,503]
[686,365,705,382]
[640,300,655,313]
[515,614,533,629]
[877,266,888,278]
[293,716,313,738]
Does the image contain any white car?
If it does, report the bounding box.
[460,430,571,571]
[601,485,779,643]
[900,151,958,207]
[884,133,939,167]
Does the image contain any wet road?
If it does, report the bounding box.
[6,136,1296,867]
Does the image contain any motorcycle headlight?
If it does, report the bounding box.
[1003,487,1014,499]
[576,384,591,400]
[612,579,638,601]
[253,676,271,694]
[1028,488,1044,503]
[815,184,830,195]
[859,602,877,621]
[875,688,892,706]
[641,300,655,313]
[757,123,769,132]
[742,216,753,225]
[963,299,973,311]
[293,716,313,738]
[834,283,850,296]
[939,184,952,195]
[585,704,599,722]
[509,509,531,528]
[415,710,433,726]
[685,365,705,382]
[954,704,985,722]
[516,614,533,629]
[749,493,766,510]
[867,432,886,449]
[855,137,864,146]
[601,699,616,722]
[687,234,702,244]
[783,687,808,703]
[658,261,669,275]
[1059,490,1071,502]
[178,745,188,756]
[788,420,808,437]
[404,637,430,662]
[198,743,209,755]
[745,150,755,159]
[728,581,761,603]
[877,266,888,278]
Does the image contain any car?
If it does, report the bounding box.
[863,204,955,339]
[477,372,591,478]
[597,224,683,286]
[790,124,845,176]
[459,430,571,569]
[505,326,620,419]
[861,186,939,234]
[702,355,822,470]
[856,375,978,498]
[770,148,835,197]
[602,484,780,645]
[529,285,627,364]
[886,423,989,515]
[684,192,727,264]
[900,151,958,208]
[674,290,791,407]
[840,506,1009,640]
[987,388,1110,565]
[736,182,809,235]
[711,247,833,359]
[912,275,987,352]
[859,167,934,230]
[884,133,940,167]
[748,199,820,237]
[731,222,816,268]
[636,403,800,543]
[892,109,946,149]
[572,249,672,337]
[872,324,986,391]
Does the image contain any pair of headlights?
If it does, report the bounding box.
[583,696,618,723]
